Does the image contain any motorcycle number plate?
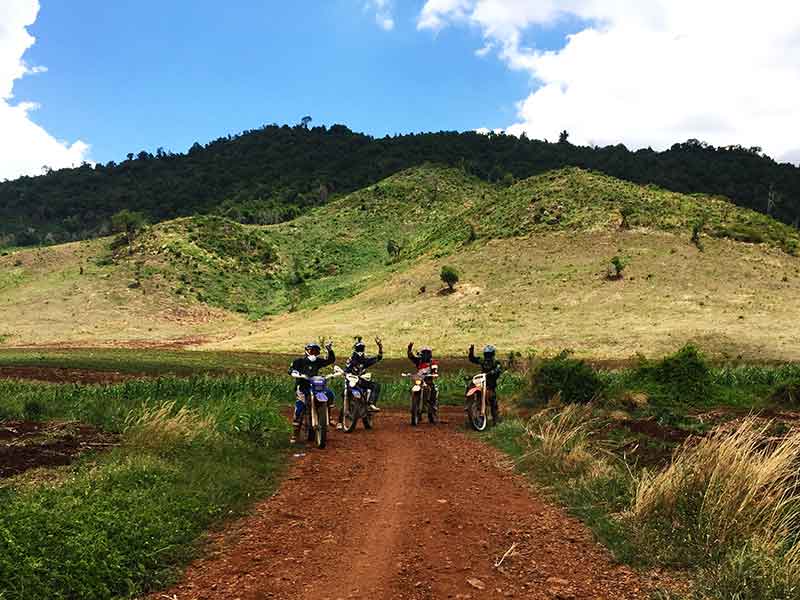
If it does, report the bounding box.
[315,392,329,403]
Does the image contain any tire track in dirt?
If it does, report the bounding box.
[153,409,648,599]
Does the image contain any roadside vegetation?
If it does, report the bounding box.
[0,376,290,600]
[2,346,800,599]
[487,346,800,599]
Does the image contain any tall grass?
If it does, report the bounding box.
[523,404,597,473]
[631,418,800,597]
[0,375,293,435]
[124,401,220,448]
[632,418,800,553]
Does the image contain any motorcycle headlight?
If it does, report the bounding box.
[414,379,422,385]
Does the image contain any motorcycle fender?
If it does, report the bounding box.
[315,392,329,403]
[350,389,362,399]
[411,385,422,392]
[466,387,481,397]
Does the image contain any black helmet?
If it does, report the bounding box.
[483,344,496,358]
[305,342,321,356]
[420,345,433,362]
[354,340,366,354]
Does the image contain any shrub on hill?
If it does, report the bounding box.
[440,265,459,291]
[524,351,604,406]
[634,344,713,405]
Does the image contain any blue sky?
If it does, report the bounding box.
[2,0,798,180]
[12,0,544,164]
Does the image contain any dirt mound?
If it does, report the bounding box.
[0,421,118,478]
[0,366,137,385]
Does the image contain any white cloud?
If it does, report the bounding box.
[418,1,800,163]
[367,0,395,31]
[0,0,89,181]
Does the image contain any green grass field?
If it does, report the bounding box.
[2,165,799,360]
[2,344,800,599]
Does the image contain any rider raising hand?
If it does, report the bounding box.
[408,342,439,409]
[344,337,383,415]
[468,344,503,424]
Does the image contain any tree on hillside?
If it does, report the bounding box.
[111,210,147,248]
[301,115,313,129]
[559,130,570,144]
[386,239,401,259]
[440,265,459,291]
[606,255,626,280]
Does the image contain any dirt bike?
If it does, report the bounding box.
[293,367,343,449]
[403,366,438,426]
[341,371,376,432]
[465,373,489,431]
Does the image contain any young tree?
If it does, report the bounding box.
[111,209,147,247]
[386,239,400,259]
[607,255,626,280]
[440,265,459,291]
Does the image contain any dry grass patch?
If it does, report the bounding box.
[123,401,219,448]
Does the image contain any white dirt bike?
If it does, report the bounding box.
[465,372,489,431]
[341,371,376,432]
[403,366,439,426]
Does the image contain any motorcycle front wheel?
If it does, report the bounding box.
[316,403,328,449]
[426,390,437,424]
[466,394,487,431]
[342,394,358,433]
[411,392,420,426]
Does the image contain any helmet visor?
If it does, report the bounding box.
[306,346,321,356]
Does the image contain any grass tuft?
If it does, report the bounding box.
[123,401,219,448]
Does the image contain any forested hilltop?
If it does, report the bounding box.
[1,122,798,246]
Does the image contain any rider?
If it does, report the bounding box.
[468,344,504,425]
[341,337,383,427]
[407,342,439,409]
[288,341,336,444]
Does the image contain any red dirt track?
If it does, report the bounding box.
[157,409,647,599]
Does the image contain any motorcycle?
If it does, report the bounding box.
[292,366,343,449]
[465,372,489,431]
[403,365,439,426]
[341,371,376,432]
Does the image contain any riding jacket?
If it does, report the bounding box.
[289,347,335,394]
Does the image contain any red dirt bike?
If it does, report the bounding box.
[293,367,343,449]
[403,365,439,426]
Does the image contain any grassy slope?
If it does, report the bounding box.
[2,165,799,359]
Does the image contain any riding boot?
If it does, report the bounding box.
[490,394,501,425]
[290,421,301,443]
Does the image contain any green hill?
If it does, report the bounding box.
[2,166,799,360]
[1,123,799,249]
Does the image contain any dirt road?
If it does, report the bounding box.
[157,409,647,599]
